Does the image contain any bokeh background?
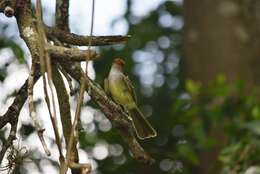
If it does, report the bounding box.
[1,0,260,174]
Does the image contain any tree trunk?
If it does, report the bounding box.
[183,0,260,173]
[184,0,260,86]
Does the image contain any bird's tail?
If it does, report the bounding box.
[128,107,157,139]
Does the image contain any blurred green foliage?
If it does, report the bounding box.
[184,75,260,173]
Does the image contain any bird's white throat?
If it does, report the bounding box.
[109,65,123,80]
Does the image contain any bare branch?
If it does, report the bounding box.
[28,61,51,156]
[56,0,69,31]
[64,75,86,174]
[46,44,99,62]
[55,0,84,173]
[35,0,63,159]
[0,67,41,163]
[0,119,17,163]
[16,1,40,62]
[28,63,42,131]
[64,1,96,172]
[45,26,130,46]
[52,64,79,163]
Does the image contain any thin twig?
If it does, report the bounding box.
[64,1,95,173]
[28,61,50,156]
[55,0,82,173]
[35,0,63,158]
[86,0,95,77]
[64,76,86,174]
[0,118,17,163]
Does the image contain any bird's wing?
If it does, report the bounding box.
[104,78,110,95]
[123,75,137,103]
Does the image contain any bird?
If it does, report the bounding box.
[104,58,157,139]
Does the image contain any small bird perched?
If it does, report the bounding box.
[104,58,157,139]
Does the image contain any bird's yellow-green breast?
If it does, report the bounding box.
[109,79,136,108]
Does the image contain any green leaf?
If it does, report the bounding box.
[177,144,199,165]
[219,143,242,164]
[185,80,201,96]
[242,121,260,135]
[216,73,226,85]
[252,106,260,119]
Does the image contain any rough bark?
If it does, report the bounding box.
[184,0,260,86]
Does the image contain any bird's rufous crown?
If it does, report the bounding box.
[113,58,125,67]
